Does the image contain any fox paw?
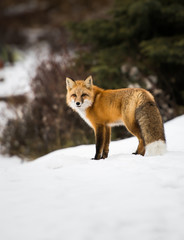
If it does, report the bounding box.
[132,151,138,155]
[91,157,101,160]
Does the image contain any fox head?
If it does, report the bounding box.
[66,76,93,110]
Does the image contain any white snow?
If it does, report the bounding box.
[0,45,50,97]
[0,45,51,134]
[0,115,184,240]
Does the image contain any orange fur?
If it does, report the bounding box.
[66,76,166,159]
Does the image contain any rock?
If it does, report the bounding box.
[129,66,141,81]
[148,75,158,84]
[143,78,153,90]
[153,89,163,95]
[128,83,141,88]
[120,64,131,74]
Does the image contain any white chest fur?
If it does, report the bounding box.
[69,99,93,128]
[75,107,93,128]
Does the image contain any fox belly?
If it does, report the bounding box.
[107,120,124,127]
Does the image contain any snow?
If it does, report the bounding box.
[0,45,49,97]
[0,115,184,240]
[0,45,50,134]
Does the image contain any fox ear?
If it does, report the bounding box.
[84,76,93,89]
[66,77,76,90]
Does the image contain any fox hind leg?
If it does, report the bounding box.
[123,118,145,155]
[133,137,145,156]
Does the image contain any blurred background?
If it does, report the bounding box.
[0,0,184,159]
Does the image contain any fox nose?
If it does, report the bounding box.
[76,102,81,107]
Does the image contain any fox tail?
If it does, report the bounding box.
[135,101,166,156]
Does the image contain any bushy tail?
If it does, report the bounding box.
[135,101,166,156]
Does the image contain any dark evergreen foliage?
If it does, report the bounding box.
[69,0,184,104]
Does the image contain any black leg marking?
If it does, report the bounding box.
[93,124,105,160]
[102,126,111,159]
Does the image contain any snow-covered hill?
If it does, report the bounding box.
[0,115,184,240]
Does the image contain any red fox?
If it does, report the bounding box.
[66,76,166,160]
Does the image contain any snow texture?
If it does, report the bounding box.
[0,45,50,134]
[0,45,49,97]
[0,115,184,240]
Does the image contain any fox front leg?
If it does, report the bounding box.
[102,126,111,159]
[93,124,105,160]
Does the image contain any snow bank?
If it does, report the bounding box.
[0,115,184,240]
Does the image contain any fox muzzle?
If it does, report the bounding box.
[76,102,81,107]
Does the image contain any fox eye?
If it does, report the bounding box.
[71,94,77,97]
[82,93,89,97]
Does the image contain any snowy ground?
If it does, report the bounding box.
[0,115,184,240]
